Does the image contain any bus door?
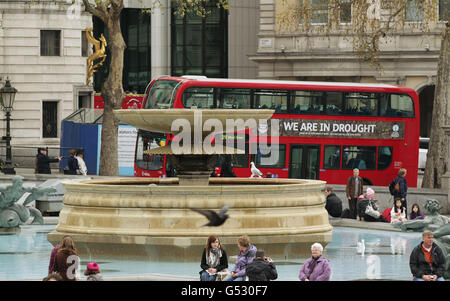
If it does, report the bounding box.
[289,144,320,179]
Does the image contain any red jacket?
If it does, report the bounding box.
[48,244,60,274]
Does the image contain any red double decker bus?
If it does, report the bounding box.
[134,76,419,187]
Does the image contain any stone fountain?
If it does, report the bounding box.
[47,109,332,260]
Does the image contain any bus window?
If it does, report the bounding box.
[344,93,377,116]
[291,91,324,114]
[325,92,343,115]
[378,146,393,170]
[252,144,286,168]
[182,87,214,108]
[380,94,414,117]
[254,89,288,113]
[324,145,341,169]
[342,145,376,170]
[136,131,165,171]
[218,88,251,109]
[145,80,179,109]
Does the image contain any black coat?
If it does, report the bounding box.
[325,193,343,217]
[66,156,78,174]
[36,153,59,174]
[409,242,445,278]
[200,248,228,274]
[245,258,278,281]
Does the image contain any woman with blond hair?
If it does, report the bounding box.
[51,236,79,281]
[199,235,228,281]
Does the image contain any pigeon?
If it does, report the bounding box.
[356,239,365,256]
[191,205,229,227]
[250,161,263,178]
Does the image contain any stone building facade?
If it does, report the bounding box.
[0,0,92,151]
[249,0,448,138]
[0,0,259,168]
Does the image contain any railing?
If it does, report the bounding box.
[0,145,84,171]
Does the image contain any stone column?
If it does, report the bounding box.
[151,0,170,79]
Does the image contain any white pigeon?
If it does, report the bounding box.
[356,239,365,256]
[250,161,263,178]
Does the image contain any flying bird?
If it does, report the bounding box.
[250,161,263,178]
[191,205,229,227]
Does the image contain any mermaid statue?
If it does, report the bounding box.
[0,175,56,228]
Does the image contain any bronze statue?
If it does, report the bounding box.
[0,176,56,228]
[85,28,107,85]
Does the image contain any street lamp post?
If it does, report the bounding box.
[0,78,17,174]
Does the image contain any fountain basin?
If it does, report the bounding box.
[48,178,332,260]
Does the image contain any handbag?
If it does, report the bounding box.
[394,182,400,192]
[365,204,380,218]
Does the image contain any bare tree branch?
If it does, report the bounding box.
[82,0,108,22]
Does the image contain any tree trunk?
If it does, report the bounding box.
[422,25,449,188]
[98,14,126,176]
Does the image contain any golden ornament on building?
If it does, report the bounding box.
[85,28,107,85]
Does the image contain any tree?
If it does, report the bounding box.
[276,0,449,188]
[81,0,229,175]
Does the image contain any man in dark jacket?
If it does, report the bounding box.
[345,168,364,219]
[36,148,61,174]
[393,168,408,216]
[325,186,342,218]
[245,250,278,281]
[410,230,445,281]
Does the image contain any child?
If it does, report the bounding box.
[409,203,425,220]
[84,262,103,281]
[390,198,407,224]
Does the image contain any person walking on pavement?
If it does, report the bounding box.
[65,149,78,175]
[345,168,363,219]
[36,147,61,174]
[392,168,408,216]
[246,250,278,281]
[410,230,445,281]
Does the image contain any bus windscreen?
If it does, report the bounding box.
[144,80,179,109]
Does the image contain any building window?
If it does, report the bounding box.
[405,0,424,22]
[340,0,352,24]
[81,31,89,57]
[93,9,151,94]
[40,30,61,56]
[123,9,151,93]
[439,0,449,21]
[310,0,328,24]
[42,102,58,138]
[324,145,341,169]
[342,145,376,170]
[171,0,228,78]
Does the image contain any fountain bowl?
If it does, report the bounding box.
[48,177,332,261]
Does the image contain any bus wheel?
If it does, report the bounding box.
[362,178,373,186]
